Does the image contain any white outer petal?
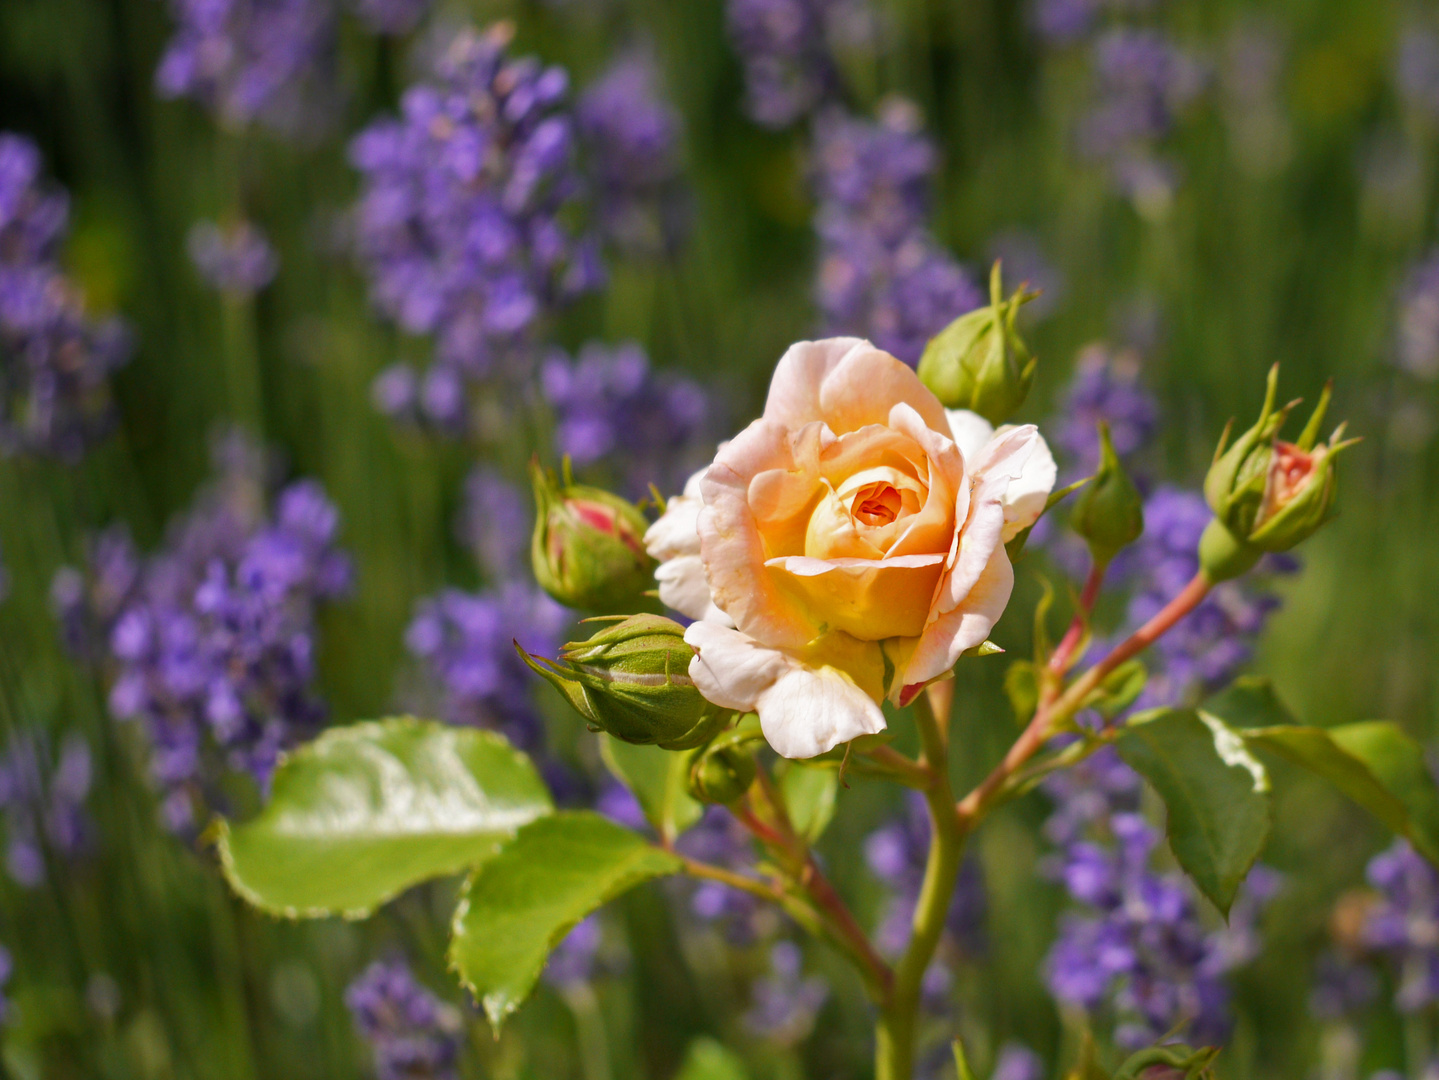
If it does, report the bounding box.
[994,426,1056,541]
[945,409,994,466]
[654,554,732,625]
[685,622,887,759]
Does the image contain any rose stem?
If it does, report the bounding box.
[859,744,935,789]
[875,685,963,1080]
[733,789,893,999]
[1048,558,1108,679]
[956,569,1212,830]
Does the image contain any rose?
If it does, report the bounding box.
[644,337,1055,759]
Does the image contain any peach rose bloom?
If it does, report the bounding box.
[645,338,1055,758]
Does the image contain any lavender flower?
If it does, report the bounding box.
[676,806,774,943]
[347,0,431,35]
[346,957,462,1080]
[0,133,130,460]
[404,583,568,753]
[1043,810,1276,1049]
[726,0,874,129]
[543,915,603,990]
[1396,26,1439,119]
[991,1044,1045,1080]
[187,220,280,295]
[1361,840,1439,1012]
[0,731,92,888]
[455,467,530,581]
[351,23,601,420]
[1031,0,1101,46]
[57,434,352,831]
[541,341,710,498]
[1077,30,1207,210]
[865,791,987,963]
[812,102,982,365]
[743,940,829,1044]
[577,50,689,257]
[1052,344,1159,478]
[155,0,337,136]
[596,779,649,832]
[1126,486,1293,709]
[1396,250,1439,381]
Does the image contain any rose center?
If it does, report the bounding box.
[851,484,902,527]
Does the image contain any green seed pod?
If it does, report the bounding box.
[530,459,656,612]
[916,261,1038,426]
[1068,420,1144,564]
[517,614,729,750]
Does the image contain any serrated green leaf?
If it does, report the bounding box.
[600,736,702,842]
[676,1037,750,1080]
[449,811,682,1031]
[779,763,838,844]
[1203,676,1297,729]
[216,718,553,918]
[1117,709,1271,916]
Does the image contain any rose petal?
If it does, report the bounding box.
[700,419,817,649]
[645,491,703,562]
[818,342,953,437]
[685,620,791,712]
[903,544,1015,688]
[754,661,888,759]
[766,553,947,640]
[996,427,1056,541]
[655,554,731,624]
[945,408,994,466]
[885,403,964,560]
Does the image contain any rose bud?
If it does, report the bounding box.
[917,261,1038,426]
[517,614,730,750]
[1068,420,1144,565]
[530,459,657,612]
[1199,370,1357,581]
[687,743,758,804]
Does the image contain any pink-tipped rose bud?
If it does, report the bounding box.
[530,460,657,612]
[1199,370,1357,581]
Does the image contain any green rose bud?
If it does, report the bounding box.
[687,744,757,804]
[517,614,729,750]
[1199,370,1358,582]
[916,261,1038,426]
[1068,420,1144,564]
[530,459,656,612]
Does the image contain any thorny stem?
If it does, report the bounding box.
[956,570,1213,830]
[875,686,963,1080]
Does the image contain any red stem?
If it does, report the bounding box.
[956,570,1212,829]
[1049,559,1108,676]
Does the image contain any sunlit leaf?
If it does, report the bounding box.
[1117,709,1271,916]
[449,811,682,1031]
[217,718,552,918]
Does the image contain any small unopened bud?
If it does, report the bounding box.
[1200,370,1357,582]
[518,614,729,750]
[1068,420,1144,564]
[916,261,1038,426]
[688,744,757,804]
[530,459,656,611]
